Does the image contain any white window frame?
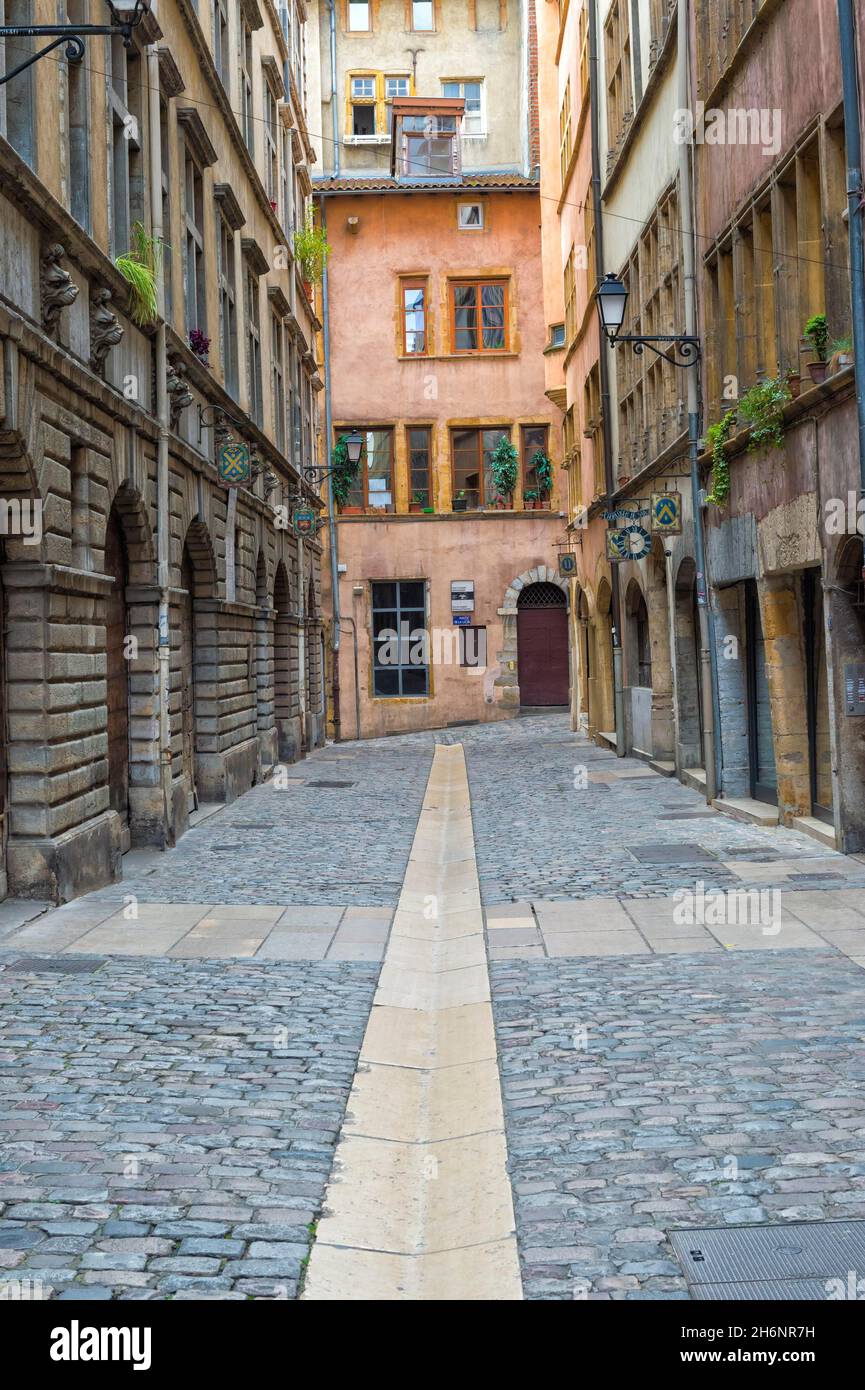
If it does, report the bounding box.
[442,79,486,138]
[457,201,484,230]
[347,0,369,31]
[411,0,435,31]
[183,144,206,337]
[238,9,254,156]
[217,210,238,397]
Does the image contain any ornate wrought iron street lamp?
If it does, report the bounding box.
[0,0,149,86]
[596,271,701,368]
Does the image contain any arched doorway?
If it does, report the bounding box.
[517,582,569,706]
[105,506,131,851]
[675,558,705,770]
[273,562,293,760]
[595,577,615,738]
[180,546,198,812]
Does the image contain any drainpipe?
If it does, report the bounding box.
[678,0,719,802]
[588,0,625,755]
[147,44,174,844]
[320,196,342,741]
[837,0,865,498]
[327,0,340,177]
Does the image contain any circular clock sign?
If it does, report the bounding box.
[610,523,652,561]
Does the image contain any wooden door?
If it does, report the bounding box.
[180,549,198,812]
[105,510,131,850]
[517,585,569,706]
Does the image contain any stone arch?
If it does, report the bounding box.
[593,575,615,740]
[178,520,218,813]
[645,538,675,759]
[498,565,570,712]
[253,549,276,771]
[102,479,155,580]
[182,519,218,598]
[273,561,299,762]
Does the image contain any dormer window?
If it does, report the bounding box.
[390,96,464,180]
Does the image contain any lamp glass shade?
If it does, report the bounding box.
[596,274,629,336]
[344,431,364,466]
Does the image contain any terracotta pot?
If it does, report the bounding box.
[339,505,363,516]
[409,503,422,513]
[303,280,314,301]
[808,361,828,385]
[787,373,801,399]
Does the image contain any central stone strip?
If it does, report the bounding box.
[303,743,522,1300]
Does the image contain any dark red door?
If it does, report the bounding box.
[518,600,569,706]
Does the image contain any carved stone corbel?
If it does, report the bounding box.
[41,244,79,337]
[89,287,124,377]
[166,358,193,430]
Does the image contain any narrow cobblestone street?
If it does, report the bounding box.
[2,714,865,1300]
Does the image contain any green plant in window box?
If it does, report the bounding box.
[294,209,331,286]
[115,221,163,327]
[531,450,553,502]
[490,435,519,504]
[523,489,538,509]
[331,435,361,510]
[409,491,425,513]
[803,312,830,384]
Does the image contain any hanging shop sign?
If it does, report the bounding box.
[292,508,317,538]
[558,552,578,577]
[602,500,650,523]
[218,440,251,488]
[651,491,683,534]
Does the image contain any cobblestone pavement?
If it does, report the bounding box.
[82,740,434,908]
[0,956,377,1300]
[491,950,865,1300]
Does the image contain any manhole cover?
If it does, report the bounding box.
[4,957,106,974]
[723,846,784,860]
[307,781,355,788]
[629,843,719,864]
[669,1221,865,1300]
[789,872,844,883]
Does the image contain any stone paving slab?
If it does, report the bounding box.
[0,956,378,1300]
[490,950,865,1300]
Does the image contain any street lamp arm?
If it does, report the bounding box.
[0,32,85,85]
[611,334,701,369]
[0,2,150,87]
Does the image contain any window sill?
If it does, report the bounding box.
[343,135,390,145]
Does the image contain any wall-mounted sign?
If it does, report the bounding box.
[453,614,471,626]
[845,663,865,716]
[451,580,474,613]
[602,501,650,523]
[218,440,251,488]
[606,523,652,562]
[558,552,578,577]
[651,491,682,534]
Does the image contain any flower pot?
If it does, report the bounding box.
[422,506,434,514]
[303,280,314,301]
[807,361,828,386]
[829,351,853,375]
[787,373,801,399]
[339,505,363,516]
[409,503,422,513]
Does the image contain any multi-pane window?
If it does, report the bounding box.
[159,99,173,321]
[451,427,509,509]
[292,344,303,462]
[280,128,293,231]
[564,248,576,347]
[451,280,507,353]
[271,312,285,452]
[0,0,35,165]
[559,79,572,185]
[244,263,263,425]
[584,184,596,296]
[604,0,633,168]
[217,213,238,396]
[402,280,426,354]
[342,429,394,510]
[521,426,551,507]
[238,11,254,156]
[212,0,229,82]
[109,37,144,257]
[351,75,376,136]
[372,581,428,698]
[385,75,410,131]
[408,427,431,508]
[395,111,459,178]
[183,147,206,335]
[347,0,369,30]
[442,80,484,136]
[584,364,605,498]
[411,0,434,30]
[264,78,279,203]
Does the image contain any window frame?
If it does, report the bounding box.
[338,427,395,512]
[346,0,371,31]
[401,278,428,356]
[410,0,435,32]
[371,579,429,699]
[271,311,286,453]
[407,425,432,508]
[238,8,254,157]
[457,201,485,230]
[442,78,485,137]
[449,278,509,355]
[521,425,551,507]
[216,209,239,397]
[450,426,511,510]
[183,143,207,337]
[243,259,263,426]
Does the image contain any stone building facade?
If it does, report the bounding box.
[0,0,326,902]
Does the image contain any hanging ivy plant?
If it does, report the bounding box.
[705,408,738,506]
[738,374,791,452]
[490,435,519,503]
[331,435,360,508]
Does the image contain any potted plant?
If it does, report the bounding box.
[523,489,538,509]
[409,492,424,513]
[532,449,553,507]
[828,335,854,375]
[115,221,162,327]
[294,209,331,294]
[331,434,362,514]
[490,435,519,507]
[188,328,211,366]
[739,374,791,451]
[803,312,830,384]
[453,490,468,512]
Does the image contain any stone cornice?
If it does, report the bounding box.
[177,107,219,168]
[157,48,186,98]
[214,184,247,231]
